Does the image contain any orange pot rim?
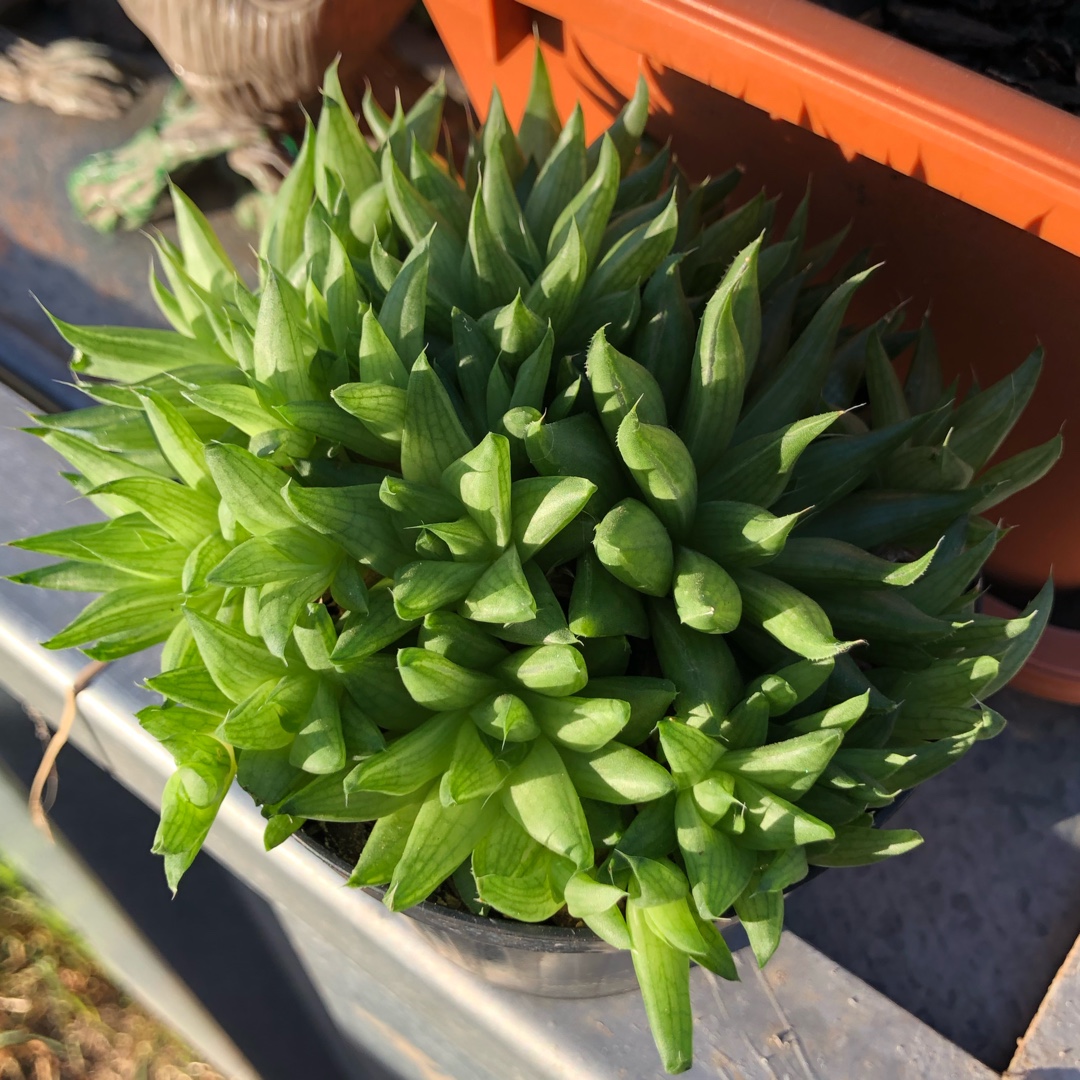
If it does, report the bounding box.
[503,0,1080,259]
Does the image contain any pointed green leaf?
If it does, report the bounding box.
[593,497,673,597]
[701,411,841,506]
[462,546,536,624]
[518,47,561,165]
[733,883,783,968]
[585,188,678,299]
[525,104,587,251]
[730,776,835,850]
[184,609,285,704]
[417,611,509,671]
[203,442,296,533]
[259,117,315,270]
[332,587,418,664]
[286,482,407,576]
[136,389,213,494]
[401,353,473,485]
[949,348,1042,470]
[649,599,743,723]
[441,432,513,548]
[346,710,463,796]
[168,182,238,294]
[494,561,577,646]
[397,648,500,710]
[625,896,692,1074]
[472,810,570,923]
[469,692,541,744]
[90,477,217,550]
[525,413,627,515]
[316,59,379,197]
[441,721,506,805]
[672,547,741,634]
[690,501,801,568]
[783,693,870,735]
[253,267,316,402]
[502,737,593,869]
[523,216,588,333]
[481,142,541,276]
[42,584,181,657]
[558,743,674,804]
[735,269,874,443]
[657,721,723,789]
[564,870,627,918]
[547,133,620,267]
[975,434,1063,514]
[616,406,697,538]
[481,86,525,178]
[222,680,293,750]
[731,568,856,660]
[510,475,596,560]
[675,791,755,919]
[465,181,531,310]
[379,235,430,367]
[678,240,760,469]
[631,254,694,413]
[568,549,650,638]
[721,730,842,798]
[497,644,587,698]
[586,326,666,446]
[524,693,630,752]
[347,799,424,886]
[581,676,675,746]
[50,316,229,381]
[808,825,924,867]
[770,537,936,590]
[774,414,927,516]
[385,784,495,910]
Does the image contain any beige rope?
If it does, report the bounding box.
[28,660,110,840]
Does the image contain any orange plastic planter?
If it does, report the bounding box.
[425,0,1078,595]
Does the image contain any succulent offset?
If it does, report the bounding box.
[11,55,1060,1073]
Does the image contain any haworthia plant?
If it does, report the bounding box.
[11,51,1058,1074]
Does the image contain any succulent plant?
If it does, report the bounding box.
[11,53,1060,1072]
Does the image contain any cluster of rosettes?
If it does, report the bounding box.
[13,55,1056,1073]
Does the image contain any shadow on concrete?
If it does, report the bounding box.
[0,239,161,411]
[785,688,1080,1071]
[0,690,396,1080]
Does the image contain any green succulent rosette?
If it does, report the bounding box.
[10,53,1058,1073]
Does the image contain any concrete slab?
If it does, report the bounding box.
[785,690,1080,1071]
[1008,933,1080,1078]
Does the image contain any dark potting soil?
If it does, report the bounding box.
[814,0,1080,115]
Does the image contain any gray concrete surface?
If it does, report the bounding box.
[785,689,1080,1072]
[1008,934,1080,1077]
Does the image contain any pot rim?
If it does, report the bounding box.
[429,0,1080,259]
[294,828,618,954]
[295,789,913,953]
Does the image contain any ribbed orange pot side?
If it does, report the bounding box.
[426,0,1079,592]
